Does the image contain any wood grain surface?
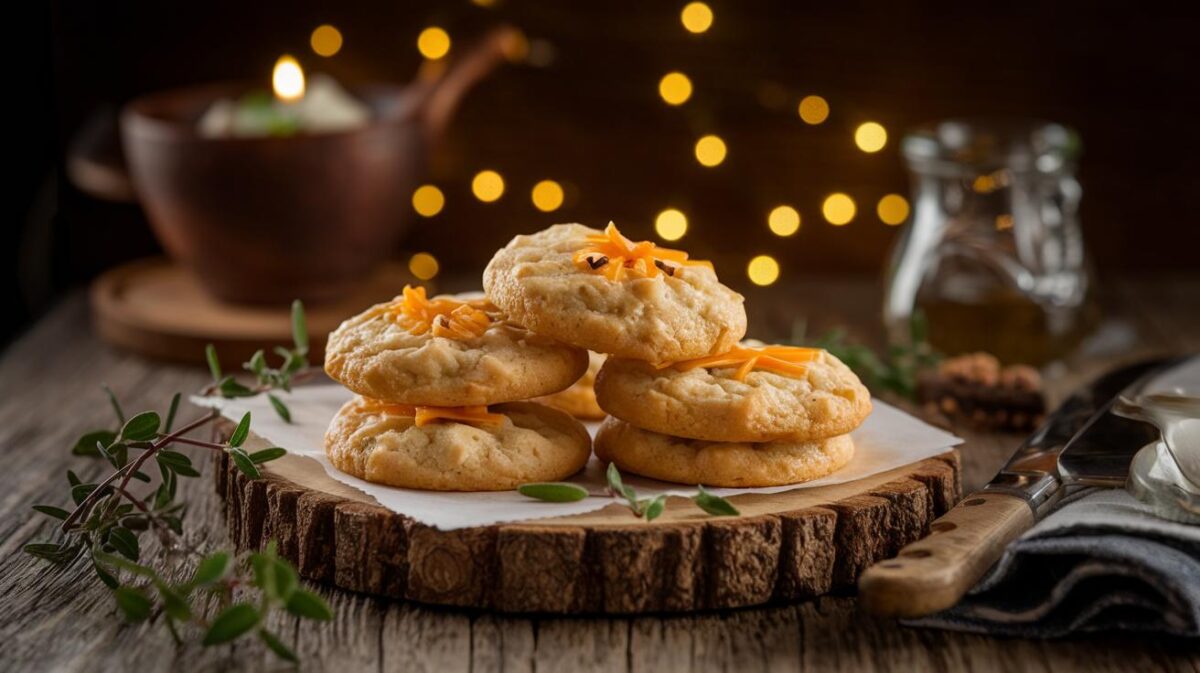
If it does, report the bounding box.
[2,277,1198,672]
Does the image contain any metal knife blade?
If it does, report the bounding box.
[982,358,1175,516]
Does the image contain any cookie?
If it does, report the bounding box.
[594,416,854,487]
[325,286,588,406]
[483,223,747,363]
[535,351,607,420]
[595,345,872,442]
[325,396,592,491]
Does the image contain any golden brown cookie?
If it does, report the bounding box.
[325,396,592,491]
[594,416,855,487]
[595,345,872,442]
[483,223,747,363]
[535,351,606,420]
[325,286,588,406]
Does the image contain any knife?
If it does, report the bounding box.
[858,357,1179,618]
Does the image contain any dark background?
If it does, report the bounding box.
[9,0,1199,345]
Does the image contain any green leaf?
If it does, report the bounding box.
[67,470,81,487]
[32,504,71,520]
[291,299,309,356]
[267,393,292,423]
[606,463,642,514]
[202,603,260,645]
[114,586,153,622]
[156,450,200,477]
[228,412,251,448]
[93,559,119,589]
[165,393,181,433]
[249,447,287,464]
[23,542,79,564]
[102,442,129,469]
[272,557,298,601]
[259,628,298,663]
[692,486,740,517]
[518,482,589,502]
[71,483,98,506]
[205,343,222,381]
[250,552,276,600]
[107,526,140,561]
[120,411,161,442]
[228,448,260,479]
[155,581,193,621]
[102,384,126,424]
[245,349,266,376]
[218,377,256,398]
[642,495,667,521]
[72,430,117,457]
[285,589,332,620]
[191,551,230,586]
[93,550,157,578]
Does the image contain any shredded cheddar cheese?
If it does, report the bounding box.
[573,222,713,281]
[357,398,506,428]
[665,345,823,381]
[366,285,492,340]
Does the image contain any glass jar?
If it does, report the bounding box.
[884,119,1096,365]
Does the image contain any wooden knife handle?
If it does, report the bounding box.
[858,491,1035,618]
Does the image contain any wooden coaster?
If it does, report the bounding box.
[214,422,962,615]
[90,258,417,365]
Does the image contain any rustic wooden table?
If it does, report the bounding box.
[2,277,1197,672]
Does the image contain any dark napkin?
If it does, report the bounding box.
[909,488,1200,637]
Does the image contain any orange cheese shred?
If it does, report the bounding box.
[573,222,713,281]
[357,398,506,428]
[366,285,492,340]
[665,345,823,381]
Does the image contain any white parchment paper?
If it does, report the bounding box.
[195,386,962,530]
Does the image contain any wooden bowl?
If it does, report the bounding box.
[120,82,424,305]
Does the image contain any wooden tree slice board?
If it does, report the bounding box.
[213,421,962,615]
[90,258,417,365]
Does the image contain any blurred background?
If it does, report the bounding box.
[9,0,1200,350]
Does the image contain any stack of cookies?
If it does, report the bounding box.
[322,286,592,491]
[323,221,872,492]
[484,223,873,488]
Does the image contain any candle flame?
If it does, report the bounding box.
[272,55,305,102]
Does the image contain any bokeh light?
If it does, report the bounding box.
[768,206,801,236]
[797,95,830,125]
[310,25,343,57]
[411,185,445,217]
[822,193,856,225]
[747,255,780,286]
[531,180,565,212]
[271,55,305,102]
[996,214,1014,230]
[681,2,714,33]
[659,72,693,106]
[417,27,451,60]
[409,253,439,280]
[694,135,727,167]
[876,194,910,225]
[854,122,888,153]
[472,170,505,202]
[655,209,689,241]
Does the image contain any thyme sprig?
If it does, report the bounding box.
[793,311,941,400]
[517,464,740,521]
[23,300,329,661]
[202,299,312,423]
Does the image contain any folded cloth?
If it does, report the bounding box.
[909,488,1200,637]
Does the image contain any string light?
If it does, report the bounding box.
[694,135,727,167]
[797,95,829,125]
[409,253,440,280]
[996,214,1014,231]
[768,206,801,236]
[876,194,909,225]
[972,174,997,193]
[854,122,887,153]
[680,2,714,34]
[417,27,451,60]
[310,25,343,57]
[531,180,564,212]
[822,193,856,225]
[472,170,505,202]
[659,72,693,106]
[655,209,688,241]
[412,185,445,217]
[747,255,780,286]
